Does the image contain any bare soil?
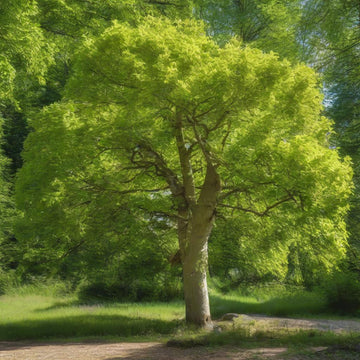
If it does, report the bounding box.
[1,316,360,360]
[0,341,290,360]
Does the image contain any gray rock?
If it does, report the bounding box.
[219,313,240,321]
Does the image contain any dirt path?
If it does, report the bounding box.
[0,342,291,360]
[1,316,360,360]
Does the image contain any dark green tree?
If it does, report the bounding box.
[297,0,360,271]
[0,1,52,272]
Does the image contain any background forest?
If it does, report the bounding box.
[0,0,359,315]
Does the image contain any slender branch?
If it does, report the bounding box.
[174,111,196,208]
[89,68,138,89]
[81,178,169,195]
[58,239,86,260]
[208,110,231,132]
[145,0,183,6]
[148,210,188,221]
[221,120,232,150]
[219,195,296,217]
[131,141,184,197]
[40,25,77,39]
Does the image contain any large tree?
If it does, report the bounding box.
[16,18,352,327]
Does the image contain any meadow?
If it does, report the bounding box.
[1,281,360,351]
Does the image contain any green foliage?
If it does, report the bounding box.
[15,17,352,292]
[0,120,17,271]
[0,0,52,106]
[0,0,51,175]
[297,0,360,274]
[0,269,17,296]
[194,0,302,60]
[4,277,72,297]
[0,1,52,274]
[1,106,29,174]
[77,272,182,303]
[320,271,360,315]
[0,0,356,320]
[194,0,360,287]
[36,0,193,108]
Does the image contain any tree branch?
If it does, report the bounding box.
[131,141,184,197]
[219,195,296,217]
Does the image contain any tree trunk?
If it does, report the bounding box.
[173,110,220,327]
[181,164,220,328]
[183,241,212,327]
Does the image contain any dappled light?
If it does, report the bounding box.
[0,1,360,359]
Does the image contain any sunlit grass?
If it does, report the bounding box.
[0,293,185,341]
[209,283,328,318]
[0,282,358,342]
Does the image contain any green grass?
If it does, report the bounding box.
[0,294,185,341]
[0,282,359,345]
[173,327,360,348]
[209,284,328,318]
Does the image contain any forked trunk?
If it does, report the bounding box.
[173,111,220,327]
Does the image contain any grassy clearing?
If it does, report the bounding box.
[0,293,185,341]
[1,282,359,346]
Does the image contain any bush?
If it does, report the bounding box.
[0,269,18,295]
[77,281,129,302]
[321,271,360,315]
[77,275,183,303]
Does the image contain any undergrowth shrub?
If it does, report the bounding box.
[321,271,360,315]
[0,269,18,295]
[77,274,183,303]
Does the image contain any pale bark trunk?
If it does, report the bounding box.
[183,240,212,327]
[181,165,220,327]
[173,110,220,328]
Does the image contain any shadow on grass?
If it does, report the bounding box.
[0,314,182,341]
[35,299,183,312]
[34,300,80,312]
[210,292,327,319]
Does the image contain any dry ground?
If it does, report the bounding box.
[0,342,290,360]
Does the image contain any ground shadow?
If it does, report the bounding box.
[0,342,255,360]
[210,292,327,319]
[0,314,181,342]
[105,344,232,360]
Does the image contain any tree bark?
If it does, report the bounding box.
[181,164,220,328]
[173,110,220,328]
[183,239,212,327]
